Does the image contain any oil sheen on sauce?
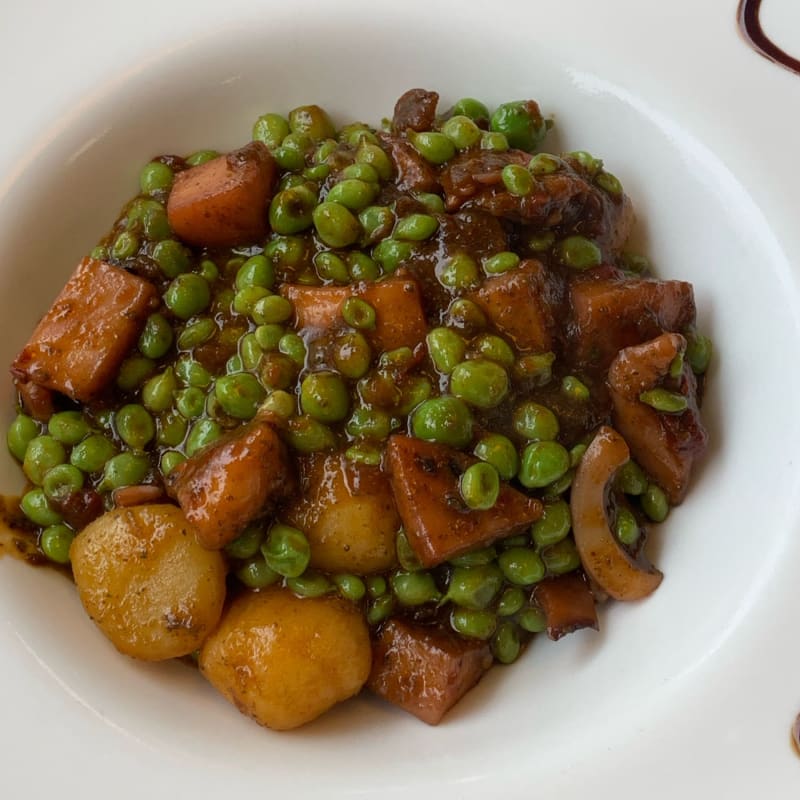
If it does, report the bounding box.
[738,0,800,76]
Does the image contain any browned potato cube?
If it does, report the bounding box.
[285,452,399,574]
[531,573,599,641]
[368,619,493,725]
[166,142,276,247]
[11,257,157,402]
[165,418,294,549]
[70,504,226,661]
[200,587,371,730]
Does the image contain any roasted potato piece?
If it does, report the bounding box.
[368,618,493,725]
[70,504,226,660]
[11,257,157,402]
[531,573,599,641]
[166,142,276,247]
[200,587,371,730]
[285,452,399,574]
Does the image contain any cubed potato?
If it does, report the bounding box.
[385,435,542,568]
[368,618,493,725]
[70,504,226,660]
[530,573,599,641]
[11,257,157,402]
[200,587,371,730]
[166,142,276,247]
[165,418,294,549]
[285,452,399,574]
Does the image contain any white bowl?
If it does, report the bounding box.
[2,1,800,797]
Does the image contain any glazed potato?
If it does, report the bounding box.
[285,452,399,574]
[70,504,226,660]
[200,587,371,730]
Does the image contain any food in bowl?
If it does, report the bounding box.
[4,88,711,729]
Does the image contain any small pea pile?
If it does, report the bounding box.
[6,91,712,664]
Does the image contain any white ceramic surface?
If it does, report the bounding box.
[1,0,799,796]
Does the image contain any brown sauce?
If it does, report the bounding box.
[738,0,800,76]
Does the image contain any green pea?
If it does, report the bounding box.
[70,434,116,473]
[412,192,446,214]
[215,373,266,420]
[346,252,379,281]
[238,334,263,370]
[569,150,604,176]
[517,606,547,634]
[175,357,212,389]
[359,205,395,243]
[396,530,422,572]
[254,324,285,351]
[23,436,66,486]
[300,372,349,423]
[450,359,509,409]
[152,239,190,278]
[364,575,386,598]
[139,161,173,194]
[532,500,571,548]
[260,389,295,420]
[556,235,602,270]
[394,213,439,242]
[473,433,518,480]
[441,115,482,150]
[616,460,648,496]
[314,251,349,284]
[514,351,555,385]
[289,104,335,140]
[541,538,581,575]
[471,335,514,369]
[233,286,271,316]
[269,187,317,235]
[159,450,185,476]
[499,547,545,586]
[177,318,216,351]
[519,441,570,488]
[253,112,290,149]
[366,594,395,625]
[686,331,712,374]
[98,452,149,491]
[195,259,217,283]
[496,586,526,617]
[21,489,62,527]
[286,571,332,598]
[513,401,559,441]
[596,171,623,197]
[411,396,473,448]
[90,245,108,260]
[410,131,456,165]
[615,507,640,546]
[312,201,361,248]
[372,238,413,272]
[459,462,500,511]
[569,443,588,468]
[527,231,556,252]
[500,534,529,549]
[395,375,433,416]
[251,295,293,326]
[8,414,39,461]
[236,556,281,589]
[501,164,534,196]
[451,97,489,120]
[669,352,685,380]
[235,255,274,291]
[260,352,299,390]
[164,273,210,320]
[285,415,336,453]
[426,327,466,374]
[345,407,394,440]
[355,142,393,180]
[114,404,155,450]
[391,571,441,606]
[42,463,84,502]
[490,100,547,151]
[639,388,688,413]
[154,410,184,448]
[562,375,590,402]
[273,133,311,171]
[332,331,372,378]
[175,387,206,419]
[39,523,74,564]
[341,162,379,183]
[264,235,307,270]
[111,231,138,260]
[642,484,669,522]
[185,418,222,456]
[492,621,522,664]
[138,314,173,360]
[483,251,520,275]
[333,573,367,602]
[223,524,264,560]
[620,251,650,274]
[450,607,497,640]
[449,546,497,567]
[544,468,575,499]
[142,204,171,241]
[480,131,509,151]
[344,442,382,465]
[438,252,479,289]
[446,564,504,610]
[304,164,330,181]
[262,523,310,578]
[185,149,219,167]
[326,179,378,212]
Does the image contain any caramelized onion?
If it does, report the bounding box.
[571,426,663,601]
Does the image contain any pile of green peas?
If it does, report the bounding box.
[6,91,712,665]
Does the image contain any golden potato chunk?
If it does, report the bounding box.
[285,452,399,574]
[199,587,371,730]
[70,504,226,660]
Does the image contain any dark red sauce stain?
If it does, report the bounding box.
[738,0,800,76]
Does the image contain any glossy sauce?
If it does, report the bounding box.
[738,0,800,76]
